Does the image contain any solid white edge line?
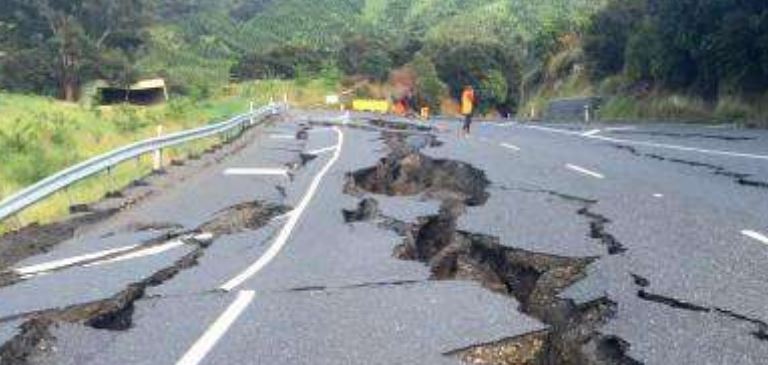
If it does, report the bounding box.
[566,164,606,179]
[175,290,256,365]
[85,240,186,267]
[219,127,344,292]
[269,134,294,140]
[590,135,768,161]
[13,245,139,276]
[522,124,768,161]
[582,129,602,137]
[307,146,338,155]
[500,143,521,151]
[741,230,768,245]
[223,168,288,176]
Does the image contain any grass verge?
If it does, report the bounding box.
[0,79,334,233]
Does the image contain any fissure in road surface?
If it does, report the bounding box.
[614,144,768,189]
[630,274,768,342]
[343,133,640,365]
[0,200,289,365]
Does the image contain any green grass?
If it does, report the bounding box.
[0,79,335,233]
[598,93,768,125]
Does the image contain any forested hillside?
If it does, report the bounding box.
[2,0,767,122]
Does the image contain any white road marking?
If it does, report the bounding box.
[582,129,602,137]
[741,230,768,245]
[223,168,288,177]
[592,134,768,161]
[705,124,735,129]
[307,146,337,155]
[523,125,768,161]
[220,127,344,292]
[13,245,139,276]
[605,126,637,132]
[566,164,606,179]
[269,134,295,140]
[653,193,664,198]
[500,143,521,151]
[526,125,584,136]
[85,240,186,267]
[175,290,256,365]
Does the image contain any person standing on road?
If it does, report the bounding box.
[460,85,476,136]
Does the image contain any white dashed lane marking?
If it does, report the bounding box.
[565,164,606,179]
[223,168,288,177]
[500,143,521,151]
[742,230,768,245]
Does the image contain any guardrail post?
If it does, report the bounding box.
[249,101,255,126]
[105,166,119,198]
[584,104,591,123]
[153,125,164,172]
[269,97,277,116]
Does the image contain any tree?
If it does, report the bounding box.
[582,0,645,80]
[0,0,148,101]
[410,54,446,114]
[433,42,521,114]
[338,35,393,81]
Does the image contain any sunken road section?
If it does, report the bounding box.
[344,132,641,365]
[0,200,289,365]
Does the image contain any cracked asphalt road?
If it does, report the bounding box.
[1,113,767,365]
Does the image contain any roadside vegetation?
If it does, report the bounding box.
[1,0,766,229]
[0,80,330,232]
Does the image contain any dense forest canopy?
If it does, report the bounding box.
[1,0,767,114]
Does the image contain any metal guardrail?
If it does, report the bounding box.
[0,102,285,223]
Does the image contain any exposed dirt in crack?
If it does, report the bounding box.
[197,201,290,237]
[614,144,768,190]
[0,115,286,272]
[0,210,118,272]
[345,133,489,206]
[0,239,205,365]
[343,132,640,365]
[0,199,289,364]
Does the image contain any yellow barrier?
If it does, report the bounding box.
[352,99,390,113]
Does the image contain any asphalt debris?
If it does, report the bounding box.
[345,134,489,207]
[197,201,290,237]
[345,133,640,365]
[0,197,290,363]
[0,209,118,271]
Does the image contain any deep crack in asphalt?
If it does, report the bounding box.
[343,132,641,365]
[0,199,289,364]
